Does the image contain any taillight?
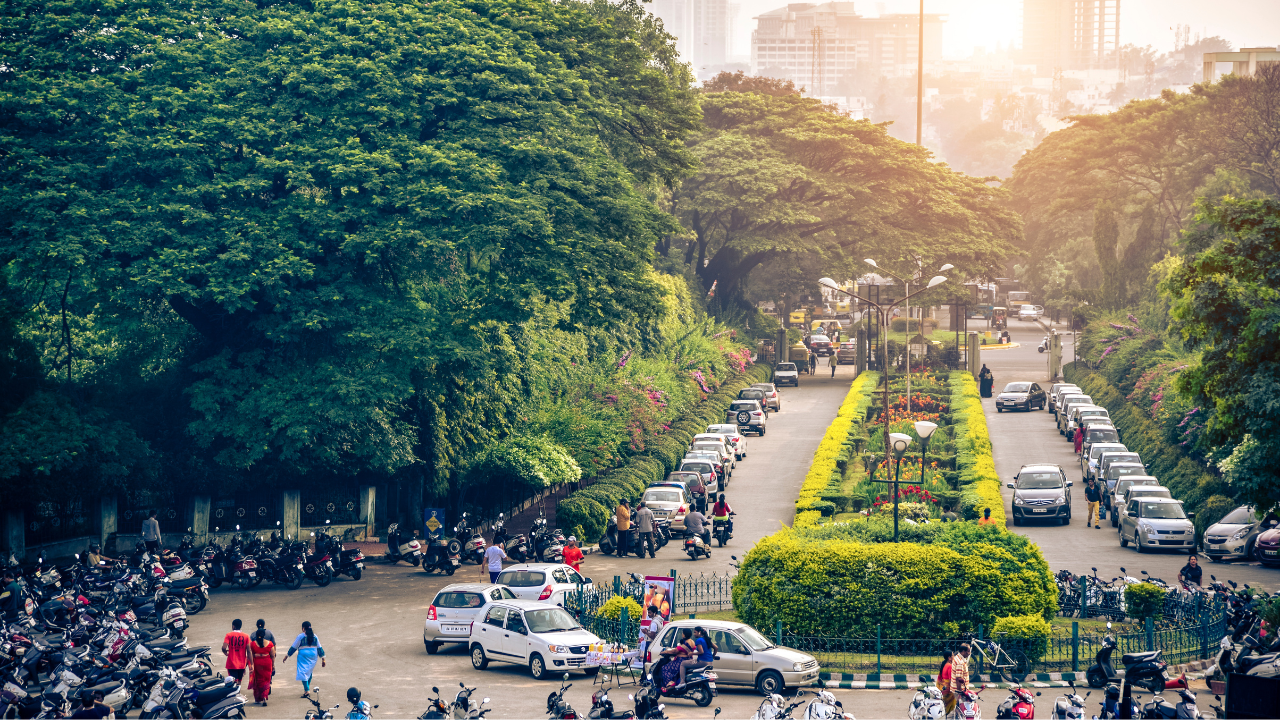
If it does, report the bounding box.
[538,585,554,601]
[678,505,686,514]
[427,605,437,621]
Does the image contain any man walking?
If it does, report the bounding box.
[222,619,251,684]
[142,510,162,553]
[830,356,837,377]
[484,541,509,584]
[615,500,631,557]
[1084,477,1102,529]
[634,502,656,559]
[562,537,584,573]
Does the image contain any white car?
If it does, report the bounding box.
[424,583,518,654]
[469,600,603,679]
[690,439,735,471]
[773,362,799,387]
[1018,305,1042,320]
[704,425,747,459]
[494,564,592,605]
[644,619,820,695]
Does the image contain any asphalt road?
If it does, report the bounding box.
[982,321,1278,592]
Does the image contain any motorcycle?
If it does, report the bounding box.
[803,689,854,719]
[954,688,983,720]
[1050,684,1089,719]
[546,673,578,719]
[422,527,461,575]
[303,533,335,587]
[626,678,668,720]
[385,523,424,566]
[531,512,566,564]
[343,686,378,719]
[649,658,717,707]
[454,514,487,565]
[994,687,1038,719]
[491,514,530,563]
[1139,688,1201,719]
[712,514,734,547]
[1096,684,1140,719]
[317,526,366,581]
[684,533,711,561]
[419,683,490,719]
[1086,623,1170,693]
[752,692,804,720]
[589,687,636,719]
[907,686,945,720]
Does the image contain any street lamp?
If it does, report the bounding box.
[914,420,938,494]
[860,260,952,413]
[889,432,913,542]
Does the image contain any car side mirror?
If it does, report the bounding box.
[1066,481,1073,487]
[1006,483,1015,489]
[1187,513,1196,520]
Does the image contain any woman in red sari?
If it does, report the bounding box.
[246,627,276,705]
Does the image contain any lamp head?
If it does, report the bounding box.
[914,420,938,441]
[818,277,839,290]
[926,275,947,289]
[863,258,878,268]
[889,432,913,460]
[939,263,955,273]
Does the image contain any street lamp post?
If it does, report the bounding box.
[889,432,913,541]
[862,259,952,414]
[914,420,938,488]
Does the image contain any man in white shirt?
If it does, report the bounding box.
[141,511,162,553]
[638,604,665,664]
[484,543,508,584]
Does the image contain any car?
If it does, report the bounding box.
[1110,484,1170,529]
[1081,426,1121,462]
[737,388,771,415]
[1254,519,1280,567]
[1119,497,1196,554]
[1109,475,1161,527]
[469,599,604,679]
[1065,406,1109,440]
[1049,385,1081,416]
[1018,305,1042,320]
[640,484,694,532]
[691,437,736,471]
[678,459,720,494]
[1007,464,1072,526]
[835,342,858,365]
[494,564,592,605]
[1056,394,1093,433]
[1082,442,1127,481]
[1099,458,1145,508]
[996,382,1046,412]
[1075,416,1114,443]
[685,450,729,486]
[704,424,748,459]
[644,619,820,696]
[773,362,800,387]
[1202,505,1268,563]
[750,383,781,412]
[726,399,766,435]
[806,334,834,357]
[424,583,519,654]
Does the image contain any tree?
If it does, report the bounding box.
[703,71,799,97]
[1194,65,1280,197]
[1092,202,1123,308]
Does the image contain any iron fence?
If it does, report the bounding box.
[24,499,93,545]
[209,494,279,531]
[300,488,361,527]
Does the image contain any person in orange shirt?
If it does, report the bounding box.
[222,619,251,684]
[977,508,997,526]
[562,537,584,573]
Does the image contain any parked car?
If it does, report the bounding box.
[807,334,834,357]
[494,564,592,605]
[726,399,767,435]
[1065,406,1109,440]
[1049,384,1081,416]
[737,387,770,414]
[1076,416,1115,444]
[644,618,820,695]
[1109,475,1161,527]
[1007,464,1072,526]
[424,583,519,654]
[995,381,1046,412]
[705,424,747,459]
[750,383,781,412]
[1082,442,1127,481]
[691,437,736,471]
[1254,519,1280,567]
[640,484,694,533]
[468,599,603,679]
[1081,426,1122,461]
[835,342,858,365]
[773,362,800,387]
[1112,486,1173,530]
[1202,505,1267,563]
[1099,458,1145,508]
[1119,497,1196,554]
[1056,394,1093,433]
[677,459,719,494]
[685,450,729,486]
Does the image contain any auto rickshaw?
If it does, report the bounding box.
[990,306,1008,331]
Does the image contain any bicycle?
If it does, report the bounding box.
[960,635,1031,683]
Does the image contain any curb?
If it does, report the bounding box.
[980,342,1021,351]
[819,671,1090,691]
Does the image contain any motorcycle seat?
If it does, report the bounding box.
[147,638,186,650]
[85,680,123,695]
[160,655,199,667]
[1121,650,1161,664]
[168,578,203,590]
[196,685,236,705]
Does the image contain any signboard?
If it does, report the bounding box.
[642,576,675,620]
[423,508,447,535]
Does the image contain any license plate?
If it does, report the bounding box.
[1032,508,1047,513]
[247,572,256,577]
[708,682,716,689]
[356,563,364,568]
[173,620,184,628]
[1211,545,1223,551]
[1265,550,1277,556]
[442,625,469,634]
[450,559,460,565]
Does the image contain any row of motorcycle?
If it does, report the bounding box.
[384,509,573,575]
[192,527,366,591]
[1054,565,1270,623]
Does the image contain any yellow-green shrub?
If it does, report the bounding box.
[950,372,1005,526]
[596,595,644,622]
[1124,583,1166,621]
[794,372,879,527]
[992,614,1053,664]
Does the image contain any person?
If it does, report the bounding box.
[684,507,708,545]
[634,502,656,559]
[951,643,972,696]
[687,474,707,514]
[615,500,631,557]
[941,506,959,523]
[222,618,251,684]
[562,536,585,573]
[680,626,717,685]
[808,351,817,375]
[830,355,837,377]
[1074,423,1085,455]
[1,570,22,622]
[977,507,996,526]
[246,626,276,705]
[255,618,276,645]
[936,650,956,716]
[638,604,664,660]
[484,541,508,584]
[659,629,695,688]
[978,365,994,398]
[1178,555,1203,586]
[711,494,733,535]
[142,510,162,553]
[69,690,111,719]
[83,543,115,569]
[284,621,325,696]
[1084,478,1102,529]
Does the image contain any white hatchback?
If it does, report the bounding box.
[424,583,518,654]
[704,425,748,459]
[469,600,604,680]
[494,564,592,605]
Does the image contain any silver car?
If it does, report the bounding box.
[1099,458,1144,508]
[726,399,767,436]
[1066,406,1109,440]
[705,424,747,459]
[1083,442,1127,481]
[1049,385,1081,416]
[1112,485,1172,529]
[1057,394,1093,433]
[750,383,781,412]
[678,459,720,494]
[691,438,735,471]
[1203,505,1265,562]
[1109,475,1161,527]
[424,583,518,654]
[1119,497,1196,554]
[640,484,693,532]
[646,619,820,695]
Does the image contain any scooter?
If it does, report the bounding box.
[422,538,460,576]
[802,689,854,719]
[317,526,366,581]
[344,686,379,719]
[491,514,529,563]
[1085,624,1171,693]
[626,678,667,720]
[601,517,638,558]
[1096,684,1140,719]
[1050,684,1089,719]
[589,687,637,719]
[531,512,566,563]
[712,514,734,547]
[955,688,983,720]
[1137,688,1201,719]
[684,533,711,561]
[752,692,804,720]
[546,673,578,719]
[908,687,945,720]
[650,660,717,707]
[994,687,1038,719]
[385,523,424,566]
[454,514,487,565]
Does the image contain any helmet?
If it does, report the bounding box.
[347,687,362,705]
[88,543,101,553]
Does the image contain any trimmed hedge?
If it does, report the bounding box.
[992,614,1053,664]
[557,365,772,542]
[950,372,1005,525]
[794,372,880,528]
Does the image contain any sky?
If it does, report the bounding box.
[728,0,1280,60]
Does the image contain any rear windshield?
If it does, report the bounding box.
[739,390,764,398]
[666,473,700,483]
[706,425,737,435]
[810,335,830,342]
[1087,429,1119,443]
[680,462,713,474]
[729,402,759,411]
[496,570,546,588]
[1090,444,1126,460]
[434,591,486,608]
[776,364,797,371]
[691,443,723,452]
[1108,466,1146,479]
[644,491,682,504]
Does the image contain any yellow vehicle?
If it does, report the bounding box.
[835,299,851,314]
[990,307,1008,331]
[788,309,810,328]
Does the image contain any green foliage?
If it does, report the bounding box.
[1259,595,1280,634]
[596,595,644,622]
[1123,583,1167,622]
[991,614,1054,664]
[463,435,581,489]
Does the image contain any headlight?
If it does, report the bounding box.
[549,645,571,654]
[1231,527,1251,540]
[1013,496,1026,506]
[1140,522,1153,534]
[1053,496,1065,505]
[792,662,805,672]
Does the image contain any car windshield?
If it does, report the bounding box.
[1141,503,1186,519]
[525,608,582,634]
[1109,466,1145,478]
[1088,429,1120,443]
[1017,472,1062,489]
[736,625,776,651]
[496,571,546,588]
[776,363,797,371]
[1219,507,1256,525]
[644,491,682,504]
[1004,383,1032,393]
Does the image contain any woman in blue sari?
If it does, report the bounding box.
[283,621,325,697]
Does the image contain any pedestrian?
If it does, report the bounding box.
[941,505,959,522]
[809,351,817,375]
[978,365,994,398]
[615,500,631,557]
[830,355,837,377]
[1084,477,1102,529]
[936,650,956,716]
[1178,555,1203,587]
[951,642,972,696]
[638,604,664,663]
[246,625,276,705]
[977,507,997,526]
[142,510,162,553]
[562,536,584,573]
[284,621,325,696]
[484,541,508,584]
[255,618,276,645]
[69,690,111,719]
[634,502,656,559]
[221,618,251,685]
[1074,423,1085,455]
[1,570,22,623]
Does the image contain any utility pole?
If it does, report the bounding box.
[811,26,825,96]
[915,0,924,146]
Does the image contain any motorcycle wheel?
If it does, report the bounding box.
[411,555,421,567]
[1085,667,1106,688]
[688,686,712,707]
[312,566,333,587]
[350,568,362,581]
[286,568,304,591]
[206,575,222,590]
[183,592,207,614]
[236,576,254,591]
[445,566,456,576]
[249,576,263,588]
[716,536,724,547]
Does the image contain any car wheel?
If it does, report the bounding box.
[1120,534,1128,548]
[997,408,1003,413]
[530,654,547,680]
[756,670,785,696]
[1024,402,1031,412]
[759,427,766,436]
[1244,539,1256,561]
[1136,537,1146,553]
[425,640,439,655]
[583,667,600,677]
[470,644,489,670]
[1061,515,1070,526]
[1013,516,1022,526]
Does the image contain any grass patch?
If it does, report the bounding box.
[677,608,739,622]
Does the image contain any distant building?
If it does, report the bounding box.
[1021,0,1120,73]
[750,2,943,95]
[650,0,730,76]
[1202,47,1280,83]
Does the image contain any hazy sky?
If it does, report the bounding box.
[728,0,1280,60]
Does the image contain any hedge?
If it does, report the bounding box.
[991,614,1053,664]
[557,364,772,542]
[1062,364,1231,533]
[794,372,880,528]
[950,372,1005,525]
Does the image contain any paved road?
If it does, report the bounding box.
[186,359,869,718]
[982,321,1278,592]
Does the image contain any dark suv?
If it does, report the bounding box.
[1007,464,1073,526]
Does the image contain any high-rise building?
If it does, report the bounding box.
[1022,0,1120,73]
[650,0,730,76]
[750,3,943,96]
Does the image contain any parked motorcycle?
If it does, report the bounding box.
[546,674,578,719]
[907,687,945,720]
[994,687,1038,719]
[1085,623,1170,693]
[589,686,637,719]
[385,523,424,566]
[531,512,566,564]
[1051,684,1088,719]
[1138,688,1200,719]
[454,514,488,565]
[303,533,335,587]
[802,689,854,719]
[317,527,366,581]
[954,688,983,720]
[491,514,530,563]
